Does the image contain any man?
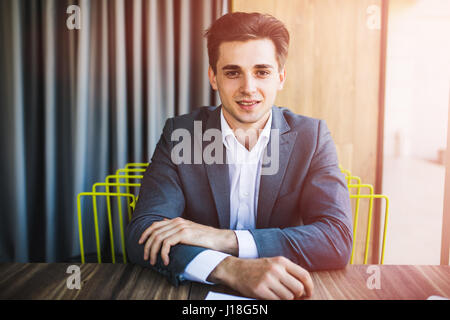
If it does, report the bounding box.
[126,12,353,300]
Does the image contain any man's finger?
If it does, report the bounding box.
[160,237,179,265]
[145,222,183,255]
[143,224,177,261]
[259,287,279,300]
[149,226,184,265]
[285,262,314,297]
[267,278,296,300]
[139,219,173,244]
[279,272,305,299]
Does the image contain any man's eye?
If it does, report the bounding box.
[257,70,270,77]
[225,71,240,78]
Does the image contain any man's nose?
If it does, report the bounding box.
[239,73,257,95]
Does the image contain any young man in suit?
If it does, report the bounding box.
[126,12,353,300]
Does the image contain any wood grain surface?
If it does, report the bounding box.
[1,264,449,300]
[0,263,190,300]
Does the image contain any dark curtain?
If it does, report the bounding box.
[0,0,227,262]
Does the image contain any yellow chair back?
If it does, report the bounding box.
[77,163,149,263]
[340,166,389,264]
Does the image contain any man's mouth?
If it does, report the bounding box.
[236,100,262,109]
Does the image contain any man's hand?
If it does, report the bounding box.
[138,217,238,265]
[207,256,314,300]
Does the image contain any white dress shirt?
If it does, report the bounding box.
[182,108,272,284]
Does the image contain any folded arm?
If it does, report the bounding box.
[250,120,353,270]
[127,118,351,296]
[205,120,352,299]
[125,118,210,286]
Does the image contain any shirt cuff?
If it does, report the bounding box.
[234,230,259,259]
[182,250,231,285]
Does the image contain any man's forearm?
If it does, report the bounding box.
[206,255,315,300]
[180,230,262,285]
[138,217,240,265]
[206,255,239,285]
[212,229,239,256]
[249,223,352,270]
[126,218,209,286]
[183,249,231,284]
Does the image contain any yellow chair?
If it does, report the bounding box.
[77,162,149,264]
[340,166,389,264]
[77,163,389,265]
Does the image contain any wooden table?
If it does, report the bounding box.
[0,263,449,300]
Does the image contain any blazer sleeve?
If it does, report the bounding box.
[125,118,208,287]
[250,120,353,270]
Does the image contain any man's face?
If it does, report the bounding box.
[208,39,286,128]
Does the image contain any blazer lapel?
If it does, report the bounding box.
[203,107,231,229]
[256,107,297,228]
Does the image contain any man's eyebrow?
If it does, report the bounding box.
[222,65,241,70]
[221,64,275,70]
[254,64,275,69]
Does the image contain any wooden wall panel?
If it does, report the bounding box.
[441,89,450,265]
[232,0,384,263]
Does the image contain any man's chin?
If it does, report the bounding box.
[235,113,267,125]
[222,104,270,126]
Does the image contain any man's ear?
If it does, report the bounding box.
[278,67,287,90]
[208,66,218,91]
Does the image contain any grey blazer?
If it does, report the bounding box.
[126,106,353,286]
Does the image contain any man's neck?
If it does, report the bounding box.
[222,109,271,151]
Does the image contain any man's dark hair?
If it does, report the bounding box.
[204,12,290,74]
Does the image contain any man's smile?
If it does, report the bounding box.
[235,99,262,110]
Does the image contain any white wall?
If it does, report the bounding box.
[384,0,450,161]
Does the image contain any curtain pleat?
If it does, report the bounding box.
[163,0,176,123]
[11,0,28,262]
[72,0,92,259]
[0,0,228,262]
[132,0,143,162]
[178,0,192,115]
[113,0,127,171]
[43,0,57,261]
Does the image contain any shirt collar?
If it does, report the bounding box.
[220,107,272,149]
